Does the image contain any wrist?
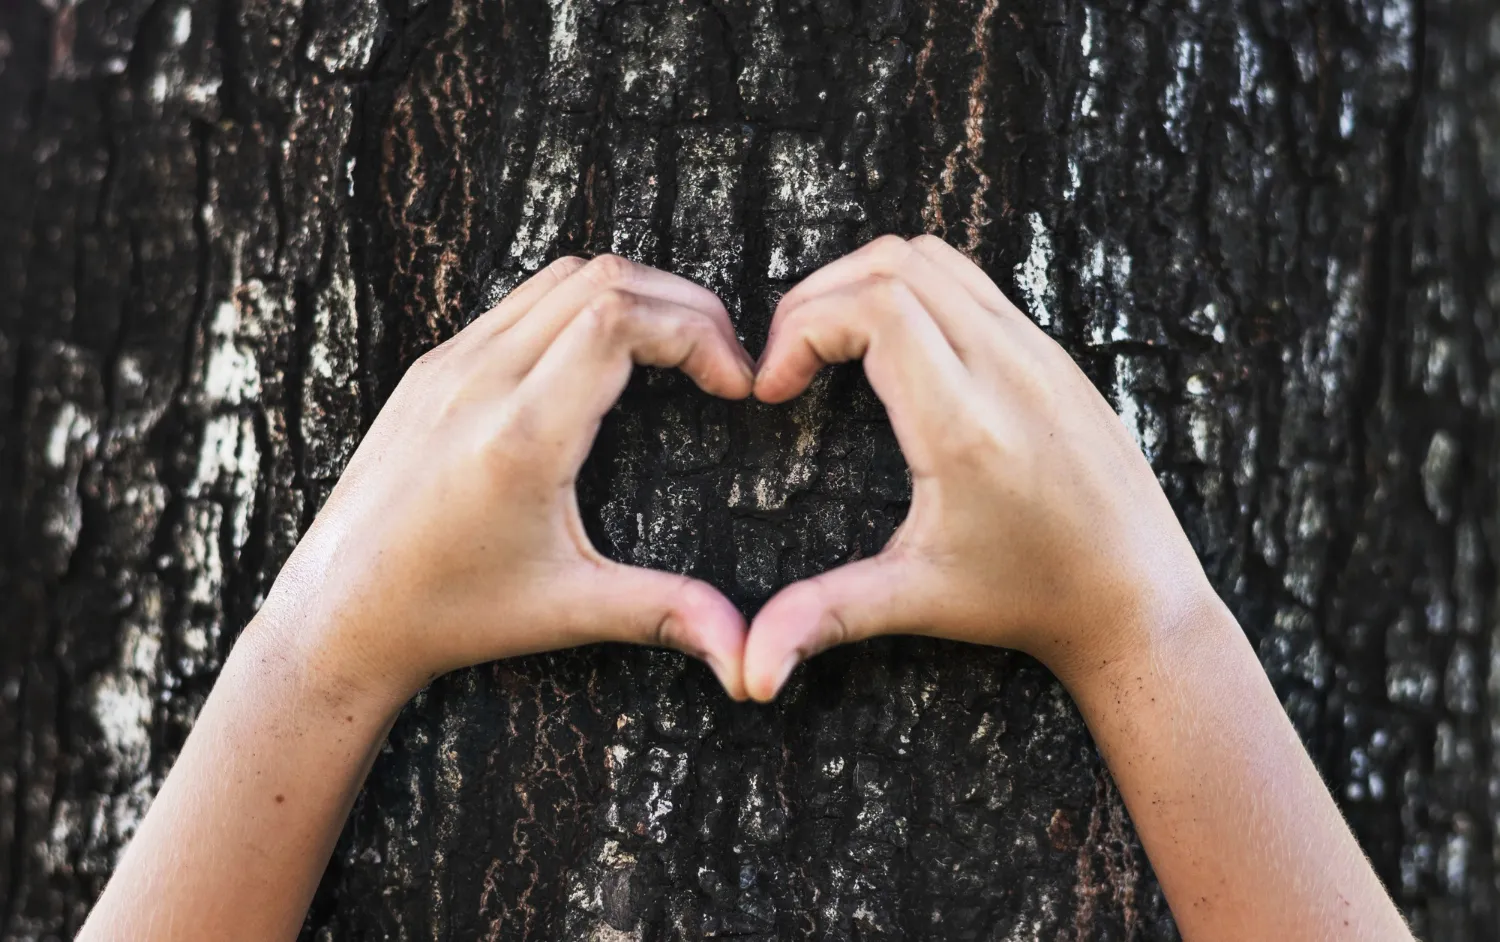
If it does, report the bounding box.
[1041,572,1234,700]
[240,560,419,721]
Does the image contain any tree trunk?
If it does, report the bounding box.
[2,0,1498,938]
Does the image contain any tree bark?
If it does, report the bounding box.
[2,0,1498,938]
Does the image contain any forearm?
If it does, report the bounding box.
[79,613,400,941]
[77,254,756,938]
[1059,593,1410,941]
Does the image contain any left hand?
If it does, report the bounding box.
[253,254,757,705]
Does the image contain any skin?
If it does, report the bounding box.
[78,239,1412,941]
[78,255,757,940]
[745,235,1413,940]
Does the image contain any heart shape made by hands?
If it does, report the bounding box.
[562,234,1201,702]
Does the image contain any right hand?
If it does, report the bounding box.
[744,235,1218,701]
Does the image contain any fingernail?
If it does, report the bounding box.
[770,653,799,698]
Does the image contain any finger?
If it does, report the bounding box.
[509,288,755,467]
[768,235,1000,359]
[753,275,971,475]
[467,255,589,335]
[501,254,749,378]
[743,555,934,702]
[572,564,749,700]
[905,234,1019,316]
[774,234,912,313]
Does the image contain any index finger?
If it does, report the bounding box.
[498,254,744,379]
[754,274,973,477]
[467,255,589,335]
[506,289,755,474]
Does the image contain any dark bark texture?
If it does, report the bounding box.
[2,0,1499,938]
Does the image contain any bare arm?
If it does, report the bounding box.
[1067,595,1394,937]
[78,255,755,940]
[75,620,400,940]
[742,234,1412,941]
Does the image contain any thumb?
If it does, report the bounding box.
[573,563,749,700]
[744,555,932,702]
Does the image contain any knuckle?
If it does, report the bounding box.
[675,312,711,344]
[866,234,912,272]
[944,415,1007,467]
[863,272,913,314]
[581,252,637,286]
[821,606,852,653]
[483,403,546,470]
[651,611,675,649]
[582,288,637,338]
[908,233,949,255]
[650,576,697,649]
[794,580,852,659]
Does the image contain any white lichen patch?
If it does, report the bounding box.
[1421,429,1459,523]
[192,414,259,554]
[759,133,860,282]
[1162,32,1201,149]
[1111,356,1162,462]
[613,3,704,119]
[643,780,673,843]
[303,243,362,479]
[735,0,793,111]
[539,0,601,112]
[203,291,263,407]
[1065,157,1082,200]
[176,500,225,671]
[546,0,583,79]
[508,124,587,272]
[1305,259,1362,412]
[1183,386,1220,466]
[1014,213,1055,327]
[1108,244,1133,293]
[41,799,82,874]
[38,392,96,563]
[1084,241,1145,346]
[311,263,357,384]
[1439,826,1471,895]
[170,8,192,46]
[765,132,855,219]
[767,241,792,280]
[597,838,635,867]
[1076,7,1103,119]
[1232,23,1263,113]
[44,400,95,469]
[93,663,153,772]
[1081,240,1105,285]
[84,582,166,862]
[1377,0,1415,73]
[1185,300,1226,342]
[1340,88,1357,138]
[305,0,382,73]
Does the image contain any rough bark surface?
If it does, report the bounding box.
[2,0,1499,939]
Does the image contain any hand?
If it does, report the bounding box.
[743,234,1216,700]
[256,255,756,704]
